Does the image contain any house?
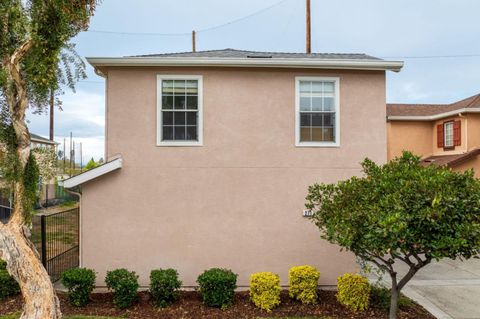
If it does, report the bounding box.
[387,93,480,177]
[62,49,403,287]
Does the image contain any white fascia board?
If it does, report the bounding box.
[388,108,480,121]
[86,57,404,72]
[31,138,58,145]
[61,157,122,188]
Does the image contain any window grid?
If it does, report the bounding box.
[444,122,454,147]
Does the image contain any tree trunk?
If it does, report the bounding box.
[389,272,399,319]
[0,221,61,319]
[1,39,62,319]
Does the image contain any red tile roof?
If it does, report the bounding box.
[387,93,480,118]
[420,148,480,168]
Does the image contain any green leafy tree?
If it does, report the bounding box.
[84,157,98,170]
[306,152,480,319]
[0,1,99,318]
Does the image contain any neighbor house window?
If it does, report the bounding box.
[444,121,454,148]
[157,75,203,146]
[295,77,340,146]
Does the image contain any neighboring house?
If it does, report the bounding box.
[30,133,57,149]
[62,49,403,287]
[387,93,480,177]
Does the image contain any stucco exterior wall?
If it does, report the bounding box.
[452,157,480,178]
[466,113,480,150]
[81,67,387,287]
[387,121,433,160]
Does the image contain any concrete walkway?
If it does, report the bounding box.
[372,258,480,319]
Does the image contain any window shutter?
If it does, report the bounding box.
[454,120,461,146]
[437,124,444,148]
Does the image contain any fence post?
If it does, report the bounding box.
[40,214,47,268]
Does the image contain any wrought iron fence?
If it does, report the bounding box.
[32,207,79,282]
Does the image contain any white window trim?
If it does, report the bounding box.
[156,74,203,146]
[444,121,454,148]
[295,76,340,147]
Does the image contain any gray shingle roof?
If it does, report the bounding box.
[30,133,57,145]
[132,48,381,60]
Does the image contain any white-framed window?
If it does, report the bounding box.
[444,121,454,148]
[157,75,203,146]
[295,76,340,147]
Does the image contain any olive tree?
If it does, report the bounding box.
[306,152,480,319]
[0,1,98,318]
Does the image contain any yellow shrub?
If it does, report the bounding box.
[336,273,371,312]
[288,265,320,304]
[249,272,281,312]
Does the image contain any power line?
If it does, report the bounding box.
[88,0,290,37]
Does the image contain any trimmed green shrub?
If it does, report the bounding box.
[288,265,320,304]
[196,268,237,308]
[105,268,139,309]
[0,260,20,300]
[150,268,182,308]
[370,285,415,311]
[249,272,281,312]
[336,273,371,312]
[61,268,96,307]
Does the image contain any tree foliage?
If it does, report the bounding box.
[306,151,480,318]
[84,157,98,170]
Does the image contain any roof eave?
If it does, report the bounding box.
[31,137,58,145]
[86,57,404,72]
[387,108,480,121]
[60,156,123,189]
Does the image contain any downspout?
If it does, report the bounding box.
[65,188,82,267]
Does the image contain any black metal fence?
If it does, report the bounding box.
[32,207,79,282]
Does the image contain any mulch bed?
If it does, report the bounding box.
[0,290,435,319]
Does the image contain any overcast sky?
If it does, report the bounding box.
[27,0,480,162]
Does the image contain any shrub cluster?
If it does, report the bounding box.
[370,285,414,311]
[150,268,182,308]
[336,273,371,312]
[197,268,238,309]
[249,272,281,312]
[105,268,139,309]
[0,260,20,300]
[61,268,96,307]
[288,265,320,305]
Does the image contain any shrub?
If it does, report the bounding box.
[370,285,415,311]
[105,268,139,309]
[249,272,281,312]
[336,273,371,312]
[0,260,20,300]
[288,265,320,304]
[150,268,182,308]
[61,268,96,307]
[196,268,237,308]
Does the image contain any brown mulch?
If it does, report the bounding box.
[0,290,435,319]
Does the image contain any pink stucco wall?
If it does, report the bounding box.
[81,67,387,287]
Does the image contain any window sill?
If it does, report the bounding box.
[156,141,203,147]
[443,146,455,151]
[295,142,340,148]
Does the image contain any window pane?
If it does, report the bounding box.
[300,127,311,141]
[174,126,186,140]
[323,82,335,93]
[173,80,186,94]
[186,112,197,125]
[323,97,335,111]
[163,111,173,125]
[300,113,311,126]
[312,97,322,111]
[186,96,198,109]
[173,112,185,125]
[174,95,186,109]
[324,113,335,126]
[312,82,323,93]
[162,126,173,141]
[300,96,311,111]
[162,80,174,94]
[187,126,197,140]
[162,95,173,109]
[300,81,311,93]
[311,113,323,126]
[186,80,198,95]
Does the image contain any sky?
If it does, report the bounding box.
[26,0,480,162]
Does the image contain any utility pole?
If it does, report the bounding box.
[306,0,311,54]
[69,132,73,177]
[63,138,66,174]
[192,30,196,53]
[49,89,54,141]
[80,142,83,172]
